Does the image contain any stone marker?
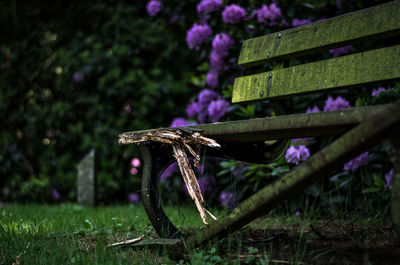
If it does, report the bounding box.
[77,149,95,206]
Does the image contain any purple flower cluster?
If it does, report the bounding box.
[161,162,178,180]
[292,18,312,27]
[285,145,310,165]
[306,105,320,113]
[186,89,230,123]
[343,152,368,171]
[222,4,246,24]
[329,45,353,57]
[72,72,84,83]
[372,87,386,97]
[128,192,140,203]
[186,23,212,50]
[52,189,61,201]
[385,169,393,189]
[170,117,191,127]
[323,96,350,112]
[208,99,230,122]
[212,33,234,55]
[207,33,234,87]
[197,0,222,14]
[219,191,235,208]
[124,103,132,113]
[206,70,219,89]
[256,3,282,23]
[146,0,162,16]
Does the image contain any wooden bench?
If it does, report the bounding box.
[119,1,400,250]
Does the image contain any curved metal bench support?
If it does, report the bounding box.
[139,143,184,239]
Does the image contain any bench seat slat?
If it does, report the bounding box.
[238,1,400,67]
[233,45,400,103]
[119,105,386,143]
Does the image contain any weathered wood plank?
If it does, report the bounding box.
[238,1,400,67]
[119,105,386,143]
[233,45,400,103]
[184,99,400,249]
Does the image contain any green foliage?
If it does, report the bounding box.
[0,1,197,202]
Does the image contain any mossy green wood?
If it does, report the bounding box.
[118,105,386,143]
[185,100,400,249]
[238,1,400,67]
[233,45,400,103]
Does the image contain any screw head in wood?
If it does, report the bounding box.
[259,91,264,97]
[269,73,272,79]
[267,51,271,57]
[278,33,282,38]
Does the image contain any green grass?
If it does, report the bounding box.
[1,204,398,265]
[0,204,168,264]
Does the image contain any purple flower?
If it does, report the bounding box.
[128,192,140,203]
[323,96,350,112]
[212,33,234,55]
[131,158,141,168]
[206,70,219,89]
[292,18,312,27]
[197,0,222,14]
[256,4,282,23]
[329,45,353,57]
[385,169,393,189]
[186,23,212,50]
[372,87,386,97]
[198,89,220,105]
[52,189,61,201]
[281,19,289,27]
[343,152,368,171]
[161,162,178,180]
[219,191,235,208]
[285,145,310,165]
[124,103,132,113]
[292,138,308,145]
[298,145,310,161]
[170,117,190,127]
[186,101,202,117]
[210,50,225,70]
[130,167,138,175]
[222,4,246,24]
[197,111,208,123]
[306,106,320,113]
[208,99,230,122]
[146,0,162,16]
[72,72,84,83]
[268,3,282,20]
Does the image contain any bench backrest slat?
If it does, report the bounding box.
[233,45,400,103]
[238,1,400,67]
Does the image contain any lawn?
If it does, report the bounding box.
[1,204,399,265]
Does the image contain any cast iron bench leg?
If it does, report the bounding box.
[139,143,184,239]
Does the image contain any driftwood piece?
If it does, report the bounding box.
[119,128,220,224]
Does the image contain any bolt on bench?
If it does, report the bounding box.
[119,1,400,251]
